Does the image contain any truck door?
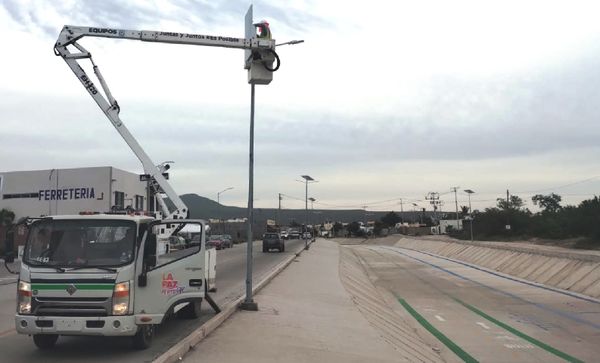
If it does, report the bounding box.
[133,221,206,323]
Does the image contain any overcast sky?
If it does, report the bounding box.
[2,0,600,212]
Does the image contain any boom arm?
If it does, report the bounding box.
[53,25,276,220]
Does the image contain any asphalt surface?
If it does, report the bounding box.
[351,244,600,362]
[0,238,307,363]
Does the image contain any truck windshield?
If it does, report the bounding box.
[23,219,137,268]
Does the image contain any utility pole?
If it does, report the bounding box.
[425,192,440,233]
[506,189,510,233]
[301,175,315,250]
[399,198,404,221]
[277,193,282,227]
[451,186,460,230]
[464,189,474,242]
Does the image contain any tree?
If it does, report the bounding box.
[532,193,562,213]
[380,211,401,227]
[333,222,343,233]
[0,209,15,227]
[347,221,361,235]
[460,206,470,217]
[496,195,525,210]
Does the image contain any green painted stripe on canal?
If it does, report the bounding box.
[453,297,584,363]
[396,296,478,363]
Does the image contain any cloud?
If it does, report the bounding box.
[3,0,600,210]
[1,0,333,39]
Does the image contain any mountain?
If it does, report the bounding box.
[180,193,421,226]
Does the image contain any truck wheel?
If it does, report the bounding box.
[132,324,154,350]
[177,299,202,319]
[33,334,58,350]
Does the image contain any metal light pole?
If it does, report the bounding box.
[301,175,315,250]
[451,186,460,230]
[217,187,234,205]
[308,197,316,234]
[412,203,418,223]
[464,189,474,242]
[241,84,258,311]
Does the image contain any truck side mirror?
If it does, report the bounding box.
[144,234,157,268]
[138,233,157,287]
[3,229,15,263]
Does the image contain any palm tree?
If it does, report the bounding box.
[0,209,15,227]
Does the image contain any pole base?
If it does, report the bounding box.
[240,300,258,311]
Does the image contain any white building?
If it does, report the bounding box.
[0,166,149,220]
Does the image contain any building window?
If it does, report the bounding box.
[3,192,40,199]
[114,191,125,209]
[135,195,144,211]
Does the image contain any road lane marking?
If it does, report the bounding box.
[454,297,583,363]
[504,343,534,349]
[435,315,446,322]
[396,296,478,363]
[476,322,490,330]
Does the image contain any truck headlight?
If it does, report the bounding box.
[17,281,32,315]
[112,281,130,315]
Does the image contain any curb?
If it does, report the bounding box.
[153,242,311,363]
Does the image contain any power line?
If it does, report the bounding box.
[514,176,600,194]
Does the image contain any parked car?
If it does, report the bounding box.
[280,230,289,240]
[207,235,232,250]
[288,231,300,239]
[302,232,312,239]
[262,233,284,252]
[221,234,234,246]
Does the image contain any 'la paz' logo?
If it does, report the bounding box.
[162,273,177,289]
[161,273,184,295]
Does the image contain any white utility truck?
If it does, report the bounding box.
[3,6,281,350]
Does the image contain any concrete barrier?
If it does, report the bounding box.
[394,238,600,299]
[153,243,310,363]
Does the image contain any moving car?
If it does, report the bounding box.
[207,235,232,250]
[221,234,234,246]
[262,233,284,252]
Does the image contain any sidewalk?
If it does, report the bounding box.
[184,239,401,363]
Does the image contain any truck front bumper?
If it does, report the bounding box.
[15,314,138,336]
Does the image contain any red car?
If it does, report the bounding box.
[206,235,231,250]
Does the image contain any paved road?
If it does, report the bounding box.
[351,244,600,363]
[0,239,306,363]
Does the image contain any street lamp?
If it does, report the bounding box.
[464,189,475,242]
[412,203,418,224]
[301,175,316,250]
[217,187,234,205]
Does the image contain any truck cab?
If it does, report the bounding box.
[12,214,216,350]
